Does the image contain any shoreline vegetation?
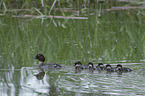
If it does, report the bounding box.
[0,0,145,68]
[0,0,145,19]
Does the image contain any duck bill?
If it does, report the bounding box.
[33,56,37,59]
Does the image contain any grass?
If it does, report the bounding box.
[0,1,145,69]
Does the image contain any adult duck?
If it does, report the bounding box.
[34,53,61,69]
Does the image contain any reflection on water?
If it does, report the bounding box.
[34,68,46,80]
[0,64,145,95]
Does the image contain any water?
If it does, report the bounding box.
[0,64,144,96]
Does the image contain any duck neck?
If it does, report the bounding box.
[39,61,44,65]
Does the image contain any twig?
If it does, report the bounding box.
[12,15,88,19]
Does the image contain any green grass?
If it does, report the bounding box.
[0,1,145,69]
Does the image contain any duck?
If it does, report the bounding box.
[33,53,61,69]
[74,61,83,70]
[104,64,115,72]
[115,64,132,72]
[96,63,105,70]
[87,62,94,69]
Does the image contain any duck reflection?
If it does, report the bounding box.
[34,68,45,80]
[34,67,62,95]
[117,71,123,76]
[75,69,82,73]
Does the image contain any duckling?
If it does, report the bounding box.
[87,62,95,69]
[96,63,105,70]
[104,64,115,72]
[34,53,61,69]
[115,64,132,72]
[74,61,83,70]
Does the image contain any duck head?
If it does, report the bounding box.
[105,64,112,70]
[74,61,82,66]
[116,64,122,70]
[74,61,82,69]
[87,62,94,69]
[34,53,45,64]
[98,63,104,69]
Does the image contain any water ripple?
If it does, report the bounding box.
[58,66,145,95]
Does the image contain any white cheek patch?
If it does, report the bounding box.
[100,65,103,67]
[76,64,80,66]
[107,66,111,69]
[89,65,92,67]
